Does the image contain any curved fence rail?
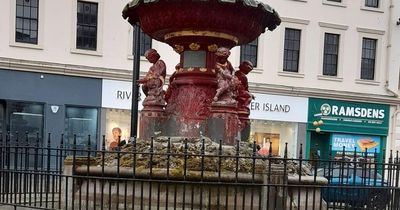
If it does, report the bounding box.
[0,133,399,210]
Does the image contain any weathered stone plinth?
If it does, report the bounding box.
[139,105,166,139]
[207,104,240,145]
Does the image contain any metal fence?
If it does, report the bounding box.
[0,133,399,210]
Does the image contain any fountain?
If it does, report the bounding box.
[122,0,281,144]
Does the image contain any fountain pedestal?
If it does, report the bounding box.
[139,104,166,139]
[238,108,251,141]
[207,103,240,145]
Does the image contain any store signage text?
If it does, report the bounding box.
[307,98,389,135]
[321,103,385,119]
[117,91,132,100]
[102,80,143,110]
[331,133,381,154]
[249,94,308,123]
[250,102,290,113]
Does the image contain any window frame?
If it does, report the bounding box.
[138,28,152,57]
[64,106,99,153]
[355,27,384,84]
[322,33,340,77]
[15,0,39,45]
[360,38,377,80]
[76,1,98,51]
[283,28,302,73]
[278,17,309,78]
[322,0,347,7]
[70,0,104,56]
[317,22,348,81]
[127,27,153,60]
[364,0,379,8]
[360,0,384,12]
[240,38,258,68]
[9,0,44,50]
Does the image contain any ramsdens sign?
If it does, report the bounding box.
[320,103,385,119]
[308,98,389,136]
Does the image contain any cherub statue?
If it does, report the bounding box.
[235,60,254,110]
[213,47,237,105]
[137,49,166,106]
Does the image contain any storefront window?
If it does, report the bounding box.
[250,120,299,158]
[103,109,131,150]
[65,107,98,154]
[7,102,44,168]
[8,102,44,145]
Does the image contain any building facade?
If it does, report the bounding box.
[0,0,399,157]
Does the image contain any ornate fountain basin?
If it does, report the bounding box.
[122,0,281,48]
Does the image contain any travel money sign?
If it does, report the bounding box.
[331,133,381,154]
[308,98,390,136]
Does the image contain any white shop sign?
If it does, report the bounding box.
[102,79,144,110]
[249,93,308,123]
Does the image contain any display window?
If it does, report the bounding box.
[8,102,44,145]
[65,106,98,154]
[250,119,301,158]
[103,109,131,150]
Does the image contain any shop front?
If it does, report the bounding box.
[101,79,143,150]
[248,94,308,158]
[0,69,102,151]
[306,98,390,161]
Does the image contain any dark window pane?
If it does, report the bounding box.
[65,107,98,155]
[323,33,340,76]
[283,28,301,72]
[365,0,379,8]
[134,28,152,56]
[360,38,377,80]
[31,0,38,7]
[76,1,98,50]
[15,0,38,44]
[240,38,258,67]
[327,0,342,2]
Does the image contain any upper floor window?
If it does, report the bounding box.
[139,28,152,56]
[327,0,341,2]
[365,0,379,8]
[360,38,377,80]
[132,26,152,56]
[76,1,98,50]
[283,28,301,72]
[240,38,258,67]
[323,33,340,76]
[16,0,39,44]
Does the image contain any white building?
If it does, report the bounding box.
[0,0,399,157]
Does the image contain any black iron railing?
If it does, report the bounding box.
[0,133,399,210]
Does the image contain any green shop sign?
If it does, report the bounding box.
[308,98,389,136]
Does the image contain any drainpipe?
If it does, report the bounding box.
[385,0,398,97]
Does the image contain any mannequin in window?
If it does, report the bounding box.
[109,127,126,150]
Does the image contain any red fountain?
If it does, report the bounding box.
[123,0,281,145]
